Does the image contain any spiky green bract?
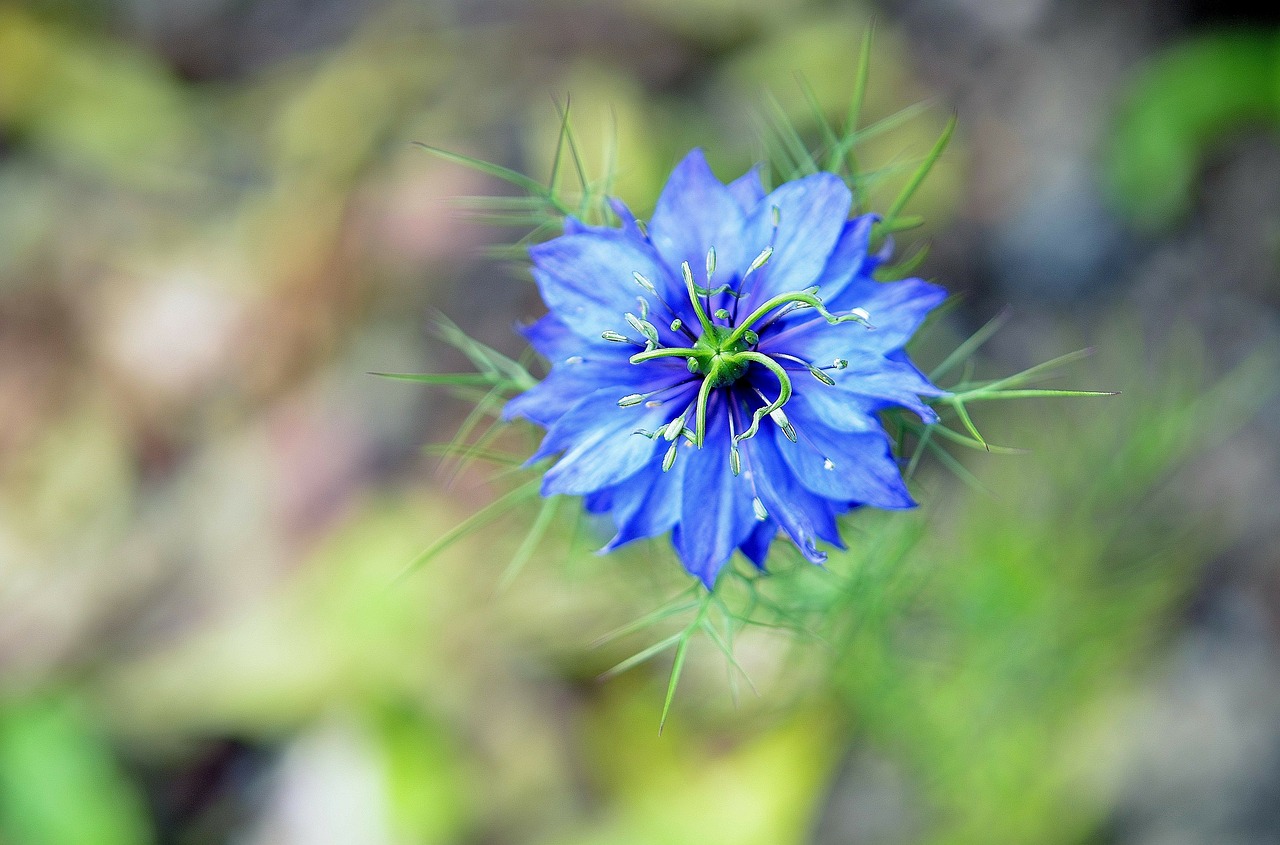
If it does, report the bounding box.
[504,150,948,588]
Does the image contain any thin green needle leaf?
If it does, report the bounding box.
[700,619,759,697]
[659,633,692,735]
[947,398,988,450]
[422,444,522,466]
[852,99,933,144]
[797,73,839,157]
[926,422,1027,454]
[592,597,701,647]
[413,142,573,216]
[905,423,935,479]
[874,242,931,281]
[846,25,874,138]
[764,93,820,178]
[452,195,559,209]
[456,212,556,228]
[499,495,560,589]
[558,100,590,193]
[831,25,875,186]
[973,348,1096,392]
[601,632,684,679]
[875,214,925,235]
[369,372,506,387]
[961,388,1119,402]
[927,440,993,495]
[443,407,514,487]
[885,112,956,222]
[395,480,541,580]
[547,97,572,195]
[432,313,537,390]
[930,307,1011,382]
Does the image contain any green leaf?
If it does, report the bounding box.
[592,595,701,647]
[659,633,691,735]
[413,142,572,216]
[0,697,153,845]
[884,112,957,223]
[930,308,1010,382]
[946,398,988,451]
[370,372,506,387]
[601,632,685,679]
[960,388,1119,402]
[498,494,561,589]
[395,480,541,579]
[431,313,537,390]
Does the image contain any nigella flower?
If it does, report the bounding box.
[504,150,947,588]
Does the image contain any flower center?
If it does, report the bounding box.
[609,244,873,473]
[690,327,750,387]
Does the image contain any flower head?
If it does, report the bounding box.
[505,150,947,588]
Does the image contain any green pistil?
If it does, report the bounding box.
[722,290,870,349]
[620,252,867,466]
[681,261,718,338]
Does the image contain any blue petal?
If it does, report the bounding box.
[740,425,841,563]
[530,230,684,342]
[601,456,688,551]
[827,351,945,423]
[822,276,948,352]
[505,318,685,427]
[771,420,915,508]
[810,214,878,302]
[536,384,696,496]
[647,149,748,287]
[775,384,883,434]
[671,398,758,588]
[519,314,584,361]
[737,173,852,309]
[561,200,644,239]
[505,360,656,427]
[739,519,777,569]
[608,198,646,238]
[759,277,947,423]
[583,488,613,514]
[727,166,766,211]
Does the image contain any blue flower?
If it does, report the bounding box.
[505,150,947,588]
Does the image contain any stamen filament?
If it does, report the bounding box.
[774,353,837,385]
[633,271,698,342]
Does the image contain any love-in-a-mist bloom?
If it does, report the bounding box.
[505,150,947,588]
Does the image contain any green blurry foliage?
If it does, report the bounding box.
[1106,30,1280,229]
[0,696,153,845]
[0,8,200,187]
[779,320,1269,844]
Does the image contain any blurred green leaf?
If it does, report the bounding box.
[1106,31,1280,228]
[0,696,153,845]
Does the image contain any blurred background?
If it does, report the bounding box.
[1,0,1279,843]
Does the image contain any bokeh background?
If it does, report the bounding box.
[2,0,1279,843]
